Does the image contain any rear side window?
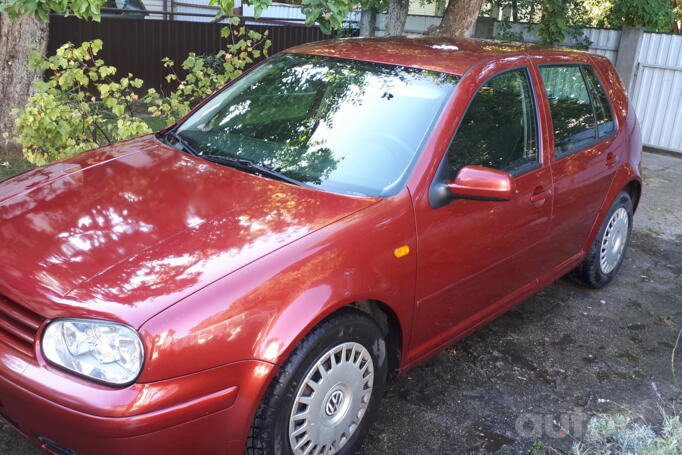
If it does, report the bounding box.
[447,68,539,178]
[583,66,616,138]
[539,65,596,156]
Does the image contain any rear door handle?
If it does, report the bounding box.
[606,152,617,167]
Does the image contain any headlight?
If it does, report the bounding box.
[42,318,144,386]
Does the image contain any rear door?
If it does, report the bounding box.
[532,60,620,268]
[410,61,553,360]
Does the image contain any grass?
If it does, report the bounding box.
[0,116,170,183]
[0,152,34,182]
[571,410,682,455]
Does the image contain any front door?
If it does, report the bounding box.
[411,64,553,360]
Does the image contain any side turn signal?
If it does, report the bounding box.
[394,245,410,258]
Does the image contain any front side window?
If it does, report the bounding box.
[447,68,539,178]
[583,66,616,138]
[175,54,459,197]
[539,65,597,156]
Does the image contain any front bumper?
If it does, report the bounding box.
[0,342,276,455]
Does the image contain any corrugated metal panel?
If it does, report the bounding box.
[48,16,356,92]
[494,22,620,64]
[243,3,306,20]
[374,13,442,35]
[168,2,360,23]
[408,0,438,16]
[581,28,621,63]
[141,0,165,19]
[631,32,682,153]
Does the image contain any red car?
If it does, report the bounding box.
[0,37,641,455]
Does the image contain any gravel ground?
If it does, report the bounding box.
[1,152,681,455]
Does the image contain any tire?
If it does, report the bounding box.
[246,309,388,455]
[569,191,633,289]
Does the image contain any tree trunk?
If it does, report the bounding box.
[0,13,49,152]
[427,0,484,38]
[369,8,377,37]
[385,0,409,36]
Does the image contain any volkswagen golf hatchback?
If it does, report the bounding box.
[0,37,642,455]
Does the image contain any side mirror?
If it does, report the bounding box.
[446,165,515,201]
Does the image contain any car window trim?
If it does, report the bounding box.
[537,62,618,161]
[446,65,543,176]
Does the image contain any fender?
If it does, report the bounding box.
[580,101,643,254]
[137,188,417,383]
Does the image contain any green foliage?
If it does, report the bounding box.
[147,25,270,122]
[300,0,357,34]
[0,0,107,22]
[208,0,359,35]
[537,0,569,44]
[486,0,540,22]
[604,0,675,32]
[359,0,388,15]
[14,26,270,165]
[536,0,592,47]
[485,1,592,47]
[488,0,676,36]
[571,409,682,455]
[495,20,525,41]
[14,40,150,165]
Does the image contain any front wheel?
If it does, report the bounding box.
[246,310,388,455]
[570,191,633,288]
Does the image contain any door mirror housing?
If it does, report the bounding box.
[446,165,515,201]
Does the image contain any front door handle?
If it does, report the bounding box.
[530,185,547,204]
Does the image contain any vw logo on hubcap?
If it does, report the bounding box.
[325,390,344,416]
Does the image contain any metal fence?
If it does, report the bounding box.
[495,22,622,63]
[48,15,352,92]
[631,32,682,154]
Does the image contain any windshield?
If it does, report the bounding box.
[176,53,460,197]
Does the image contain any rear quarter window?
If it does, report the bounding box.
[583,65,616,139]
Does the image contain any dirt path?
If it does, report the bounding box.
[1,152,681,454]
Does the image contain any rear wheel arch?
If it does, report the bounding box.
[624,179,642,213]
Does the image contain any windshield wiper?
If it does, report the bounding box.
[160,130,200,157]
[202,154,309,188]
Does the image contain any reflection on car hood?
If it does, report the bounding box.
[0,135,377,326]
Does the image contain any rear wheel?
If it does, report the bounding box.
[570,191,633,288]
[246,310,388,455]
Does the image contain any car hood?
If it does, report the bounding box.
[0,135,377,326]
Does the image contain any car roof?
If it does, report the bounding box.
[286,36,587,76]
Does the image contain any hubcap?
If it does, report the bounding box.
[289,342,374,455]
[600,207,629,274]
